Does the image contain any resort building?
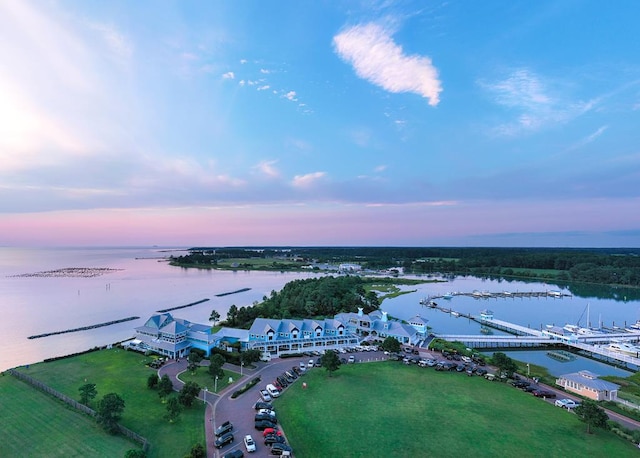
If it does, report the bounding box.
[246,317,359,356]
[334,308,427,346]
[131,307,428,359]
[555,370,620,401]
[130,312,248,358]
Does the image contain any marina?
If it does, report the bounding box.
[423,294,640,370]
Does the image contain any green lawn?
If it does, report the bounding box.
[277,362,638,458]
[13,349,205,458]
[0,374,137,457]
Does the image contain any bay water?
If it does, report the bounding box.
[2,247,638,378]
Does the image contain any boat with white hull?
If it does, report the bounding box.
[605,341,640,357]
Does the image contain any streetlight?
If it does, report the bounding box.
[527,363,530,377]
[241,361,244,377]
[214,376,218,392]
[204,387,207,405]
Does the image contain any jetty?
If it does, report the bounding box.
[435,312,640,370]
[27,316,139,339]
[421,289,572,303]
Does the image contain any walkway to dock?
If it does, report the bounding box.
[437,314,640,369]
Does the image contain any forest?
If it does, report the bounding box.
[222,276,403,329]
[173,247,640,287]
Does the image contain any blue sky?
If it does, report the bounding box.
[1,0,639,247]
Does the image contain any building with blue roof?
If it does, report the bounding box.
[555,370,620,401]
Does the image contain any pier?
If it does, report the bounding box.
[422,289,572,302]
[434,311,640,370]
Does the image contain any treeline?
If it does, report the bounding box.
[223,276,383,329]
[406,248,640,287]
[178,246,640,287]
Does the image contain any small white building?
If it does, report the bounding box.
[556,370,620,401]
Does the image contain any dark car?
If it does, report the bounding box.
[523,385,538,393]
[270,443,293,455]
[255,413,277,423]
[476,368,488,376]
[510,380,530,389]
[254,419,277,431]
[264,433,286,445]
[532,389,556,398]
[254,401,273,411]
[455,364,466,372]
[222,450,244,458]
[214,432,234,449]
[215,421,233,437]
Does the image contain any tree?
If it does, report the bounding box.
[158,374,174,402]
[188,443,206,458]
[78,382,97,406]
[209,309,220,325]
[165,397,182,422]
[178,381,201,408]
[187,351,203,374]
[208,353,225,378]
[491,352,518,377]
[574,400,610,434]
[125,449,146,458]
[96,393,125,434]
[227,305,238,326]
[147,373,159,389]
[380,336,401,354]
[240,349,262,366]
[320,350,340,377]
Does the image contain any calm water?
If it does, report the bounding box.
[2,247,639,377]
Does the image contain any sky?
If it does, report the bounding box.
[1,0,639,248]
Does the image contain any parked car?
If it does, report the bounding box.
[244,434,256,453]
[254,401,273,411]
[308,359,315,368]
[214,432,234,449]
[264,433,286,445]
[222,450,244,458]
[532,389,556,398]
[258,408,276,417]
[299,361,307,371]
[254,419,277,431]
[476,368,488,376]
[510,380,530,389]
[260,390,272,402]
[555,398,581,409]
[314,359,322,367]
[270,443,293,456]
[262,427,281,438]
[215,421,233,437]
[255,413,278,423]
[266,384,281,398]
[348,355,356,363]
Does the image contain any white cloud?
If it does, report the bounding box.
[333,23,442,106]
[240,59,248,64]
[222,71,235,79]
[260,68,271,74]
[292,172,326,188]
[284,91,297,101]
[482,68,596,136]
[374,165,387,172]
[257,85,270,91]
[255,160,280,178]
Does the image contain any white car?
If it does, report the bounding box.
[308,359,315,368]
[260,389,272,402]
[244,434,257,452]
[259,408,276,418]
[555,398,580,409]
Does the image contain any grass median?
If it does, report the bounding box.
[276,361,638,457]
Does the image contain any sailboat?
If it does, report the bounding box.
[561,303,603,335]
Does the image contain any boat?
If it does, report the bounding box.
[625,319,640,333]
[480,326,493,335]
[442,292,454,300]
[451,311,460,317]
[605,341,640,357]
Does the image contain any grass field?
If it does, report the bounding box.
[0,374,137,457]
[277,362,638,458]
[12,349,205,458]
